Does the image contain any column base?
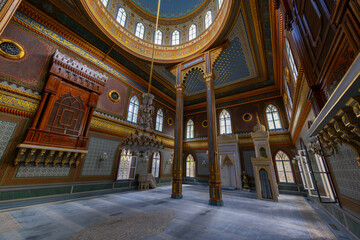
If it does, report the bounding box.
[171,194,183,199]
[209,200,224,206]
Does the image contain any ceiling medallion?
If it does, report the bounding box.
[108,90,120,103]
[243,113,253,122]
[0,39,25,60]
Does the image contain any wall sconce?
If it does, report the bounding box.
[202,159,207,167]
[167,154,173,165]
[100,152,108,162]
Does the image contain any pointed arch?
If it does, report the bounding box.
[154,29,163,45]
[127,95,139,124]
[116,7,127,27]
[204,10,212,29]
[265,104,282,130]
[117,149,135,180]
[219,109,232,134]
[186,154,196,177]
[135,22,145,39]
[151,151,161,178]
[155,109,163,132]
[188,24,197,41]
[275,150,294,183]
[171,30,180,45]
[186,119,194,139]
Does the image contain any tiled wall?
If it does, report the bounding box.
[16,165,71,178]
[0,120,17,163]
[81,137,119,176]
[326,143,360,202]
[196,152,209,176]
[242,150,255,177]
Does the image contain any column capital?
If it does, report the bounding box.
[175,83,185,91]
[204,72,215,82]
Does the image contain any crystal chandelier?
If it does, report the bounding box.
[120,0,163,161]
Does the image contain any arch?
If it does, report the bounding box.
[186,119,194,139]
[285,38,298,82]
[183,66,205,83]
[265,104,282,130]
[151,151,161,178]
[188,23,197,41]
[219,109,232,134]
[116,149,136,180]
[155,108,163,132]
[116,7,127,27]
[186,154,196,177]
[274,150,295,183]
[127,95,139,124]
[171,29,181,45]
[154,29,163,45]
[134,22,145,39]
[204,10,213,29]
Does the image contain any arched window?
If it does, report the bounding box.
[101,0,108,7]
[154,29,163,45]
[127,95,139,124]
[186,154,195,177]
[116,7,127,27]
[218,0,223,8]
[135,22,145,39]
[155,109,163,132]
[265,104,282,130]
[275,151,294,183]
[204,10,212,29]
[219,110,232,134]
[117,149,136,180]
[188,24,197,41]
[151,152,161,178]
[285,38,298,82]
[171,30,180,45]
[186,119,194,139]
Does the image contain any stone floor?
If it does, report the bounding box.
[0,184,355,240]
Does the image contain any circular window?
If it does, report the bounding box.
[243,113,252,122]
[108,90,120,103]
[167,118,173,126]
[202,120,208,128]
[0,39,25,59]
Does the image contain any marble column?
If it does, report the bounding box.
[172,83,184,199]
[205,73,223,206]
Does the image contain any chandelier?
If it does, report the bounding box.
[120,0,163,161]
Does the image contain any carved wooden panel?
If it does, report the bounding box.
[23,50,107,149]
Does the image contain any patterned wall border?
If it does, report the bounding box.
[0,89,39,116]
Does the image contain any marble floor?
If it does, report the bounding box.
[0,184,355,240]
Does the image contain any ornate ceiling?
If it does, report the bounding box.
[129,0,207,19]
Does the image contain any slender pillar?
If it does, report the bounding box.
[171,83,184,199]
[205,73,223,206]
[0,0,22,35]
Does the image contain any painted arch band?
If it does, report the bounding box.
[79,0,234,63]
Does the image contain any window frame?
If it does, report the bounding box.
[127,95,139,124]
[154,29,163,45]
[171,30,181,45]
[188,24,197,41]
[186,119,194,139]
[101,0,109,8]
[219,109,232,134]
[285,38,298,82]
[116,149,135,180]
[151,151,161,178]
[265,104,282,130]
[116,7,127,27]
[204,10,213,29]
[134,22,145,39]
[186,154,196,178]
[274,150,295,184]
[155,108,164,132]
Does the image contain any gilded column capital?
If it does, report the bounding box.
[204,72,215,82]
[175,83,185,91]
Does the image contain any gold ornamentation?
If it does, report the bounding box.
[242,113,253,122]
[14,148,26,165]
[108,90,120,103]
[167,118,173,126]
[284,67,290,83]
[0,39,25,60]
[0,90,39,114]
[35,149,46,166]
[202,120,208,128]
[25,149,36,166]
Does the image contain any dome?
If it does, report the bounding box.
[129,0,208,19]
